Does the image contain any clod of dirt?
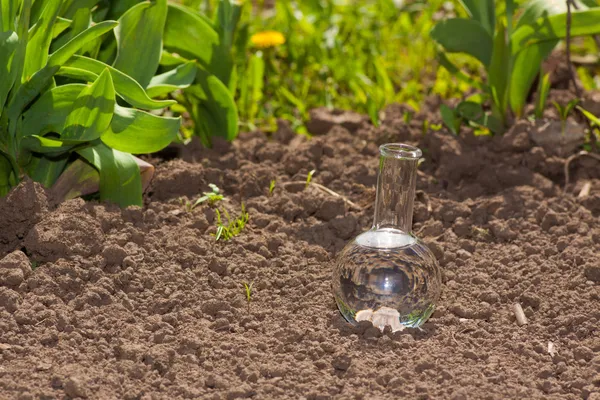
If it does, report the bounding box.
[0,250,32,287]
[24,199,104,262]
[0,180,48,255]
[529,120,585,157]
[500,121,532,152]
[307,107,366,135]
[584,263,600,282]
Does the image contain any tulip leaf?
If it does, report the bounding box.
[101,105,181,154]
[77,142,142,207]
[61,55,175,109]
[113,0,167,88]
[430,18,493,66]
[62,69,115,142]
[146,61,197,98]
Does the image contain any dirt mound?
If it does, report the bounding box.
[0,106,599,399]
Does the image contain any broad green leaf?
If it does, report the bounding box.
[113,0,167,88]
[458,0,495,35]
[510,42,555,117]
[62,69,115,142]
[62,55,175,109]
[60,0,103,19]
[456,101,484,121]
[1,0,20,32]
[187,69,238,144]
[21,84,85,138]
[146,61,197,98]
[163,4,219,69]
[48,20,118,67]
[51,8,92,53]
[105,0,144,20]
[24,0,61,80]
[101,105,180,154]
[7,65,59,126]
[488,20,509,123]
[20,135,76,155]
[517,0,590,29]
[0,151,14,196]
[11,0,31,95]
[0,31,18,112]
[430,18,493,66]
[512,9,600,55]
[77,142,143,207]
[440,104,459,135]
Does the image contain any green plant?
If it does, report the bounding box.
[441,101,503,135]
[213,204,249,241]
[0,0,181,206]
[534,72,552,119]
[242,281,253,313]
[305,170,316,189]
[269,179,276,196]
[431,0,600,133]
[553,99,580,135]
[164,0,242,146]
[181,183,224,211]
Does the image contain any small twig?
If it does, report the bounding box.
[566,0,582,98]
[513,303,528,326]
[578,181,592,198]
[282,181,363,210]
[563,151,600,192]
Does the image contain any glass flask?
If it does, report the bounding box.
[332,144,442,332]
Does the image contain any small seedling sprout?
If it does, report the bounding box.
[243,282,253,313]
[212,204,250,241]
[183,184,224,211]
[305,170,316,189]
[269,179,276,195]
[553,99,580,136]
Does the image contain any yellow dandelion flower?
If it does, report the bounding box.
[250,30,285,48]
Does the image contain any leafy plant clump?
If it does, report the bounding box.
[213,204,249,241]
[0,0,184,206]
[431,0,600,134]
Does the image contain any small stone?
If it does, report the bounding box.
[64,376,88,398]
[332,354,352,371]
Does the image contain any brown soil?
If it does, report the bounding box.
[1,103,600,400]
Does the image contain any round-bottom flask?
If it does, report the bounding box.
[332,144,442,331]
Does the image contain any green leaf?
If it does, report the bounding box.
[62,55,175,109]
[509,41,556,117]
[48,20,118,67]
[46,158,98,202]
[430,18,493,66]
[62,69,115,142]
[440,104,459,135]
[0,151,14,196]
[512,9,600,55]
[21,84,85,139]
[146,61,197,98]
[577,106,600,127]
[0,31,19,112]
[535,72,551,119]
[100,105,180,154]
[239,52,264,121]
[458,0,495,35]
[51,8,92,54]
[488,20,509,123]
[77,142,142,207]
[187,68,239,144]
[113,0,167,88]
[456,101,485,121]
[23,0,61,80]
[163,4,219,69]
[20,135,76,155]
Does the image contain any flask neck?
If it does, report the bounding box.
[372,144,421,233]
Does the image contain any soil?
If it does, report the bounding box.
[1,99,600,400]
